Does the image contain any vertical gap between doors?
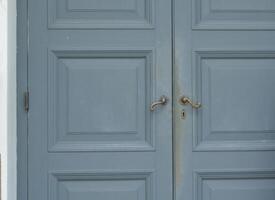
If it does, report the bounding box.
[171,0,176,199]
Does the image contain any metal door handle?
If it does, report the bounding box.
[180,96,201,109]
[150,96,168,111]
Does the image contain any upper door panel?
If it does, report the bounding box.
[193,0,275,30]
[48,0,155,29]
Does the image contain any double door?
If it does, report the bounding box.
[18,0,275,200]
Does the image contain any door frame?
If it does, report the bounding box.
[17,0,28,199]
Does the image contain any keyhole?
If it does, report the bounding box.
[181,109,186,119]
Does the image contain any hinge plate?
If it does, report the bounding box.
[24,91,29,112]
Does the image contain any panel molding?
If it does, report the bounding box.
[194,169,275,200]
[47,48,156,152]
[48,0,155,29]
[192,0,275,30]
[192,50,275,151]
[49,170,154,200]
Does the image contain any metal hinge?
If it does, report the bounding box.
[24,91,29,112]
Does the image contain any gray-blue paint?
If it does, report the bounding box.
[17,0,28,199]
[24,0,172,200]
[17,0,275,200]
[174,0,275,200]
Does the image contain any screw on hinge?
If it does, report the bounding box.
[24,91,29,112]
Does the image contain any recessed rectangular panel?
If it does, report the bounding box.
[48,0,154,29]
[210,0,275,11]
[67,59,140,134]
[68,0,136,11]
[193,0,275,30]
[49,171,153,200]
[209,61,275,133]
[48,49,155,152]
[195,171,275,200]
[193,51,275,151]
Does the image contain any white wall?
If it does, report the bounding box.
[7,0,17,198]
[0,0,8,199]
[0,0,17,199]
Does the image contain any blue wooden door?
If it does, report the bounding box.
[27,0,172,200]
[21,0,275,200]
[174,0,275,200]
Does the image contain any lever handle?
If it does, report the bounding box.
[150,96,168,111]
[180,96,201,109]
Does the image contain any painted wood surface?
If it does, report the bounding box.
[174,0,275,199]
[25,0,172,200]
